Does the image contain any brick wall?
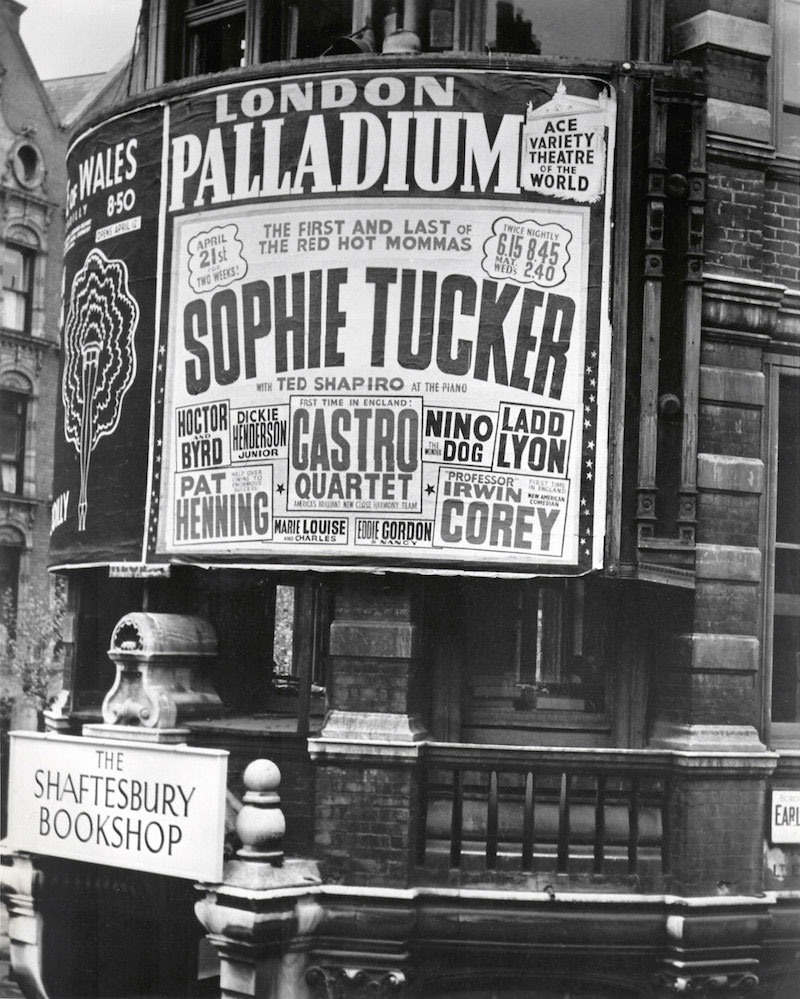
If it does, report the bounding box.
[312,577,424,886]
[697,403,761,458]
[188,732,317,857]
[764,179,800,288]
[705,166,765,274]
[330,658,415,715]
[658,671,758,728]
[314,763,419,886]
[1,5,66,733]
[665,775,767,896]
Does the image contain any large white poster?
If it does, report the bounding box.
[159,196,596,568]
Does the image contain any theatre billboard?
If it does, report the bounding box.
[50,67,616,574]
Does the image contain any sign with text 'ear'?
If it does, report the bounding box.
[7,732,228,882]
[772,789,800,845]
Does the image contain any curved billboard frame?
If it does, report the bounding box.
[51,60,616,577]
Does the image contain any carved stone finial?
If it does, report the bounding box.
[94,613,222,737]
[235,759,286,865]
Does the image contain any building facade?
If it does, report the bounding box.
[0,0,66,730]
[2,2,799,998]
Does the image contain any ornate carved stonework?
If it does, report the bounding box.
[654,969,760,995]
[306,966,409,998]
[84,612,222,737]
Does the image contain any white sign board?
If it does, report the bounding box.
[771,788,800,844]
[7,732,228,882]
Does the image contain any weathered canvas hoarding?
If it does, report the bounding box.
[51,66,615,574]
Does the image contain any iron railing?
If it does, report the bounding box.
[416,744,671,888]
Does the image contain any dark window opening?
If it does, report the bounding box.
[70,569,146,715]
[0,390,27,495]
[0,544,22,627]
[184,0,246,75]
[294,1,353,59]
[439,577,612,747]
[266,579,329,724]
[181,0,358,72]
[67,567,329,735]
[771,374,800,726]
[14,144,42,186]
[171,0,639,77]
[486,0,629,60]
[779,0,800,156]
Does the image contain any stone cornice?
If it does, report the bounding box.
[773,751,800,780]
[706,99,771,144]
[702,273,799,344]
[707,133,776,169]
[670,11,771,60]
[307,736,780,775]
[705,138,799,184]
[0,327,59,352]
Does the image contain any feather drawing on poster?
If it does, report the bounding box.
[62,248,138,531]
[521,80,614,203]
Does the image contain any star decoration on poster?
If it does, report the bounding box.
[577,339,603,567]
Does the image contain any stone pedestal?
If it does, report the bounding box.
[309,577,427,887]
[647,481,776,901]
[654,897,771,996]
[195,759,322,999]
[659,752,778,898]
[196,861,322,999]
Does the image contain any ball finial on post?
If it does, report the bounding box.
[235,759,285,866]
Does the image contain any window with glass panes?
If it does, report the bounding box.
[778,0,800,156]
[179,0,355,75]
[458,577,610,744]
[2,245,34,334]
[486,0,629,59]
[170,0,639,78]
[766,364,800,744]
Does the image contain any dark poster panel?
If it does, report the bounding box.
[50,105,164,564]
